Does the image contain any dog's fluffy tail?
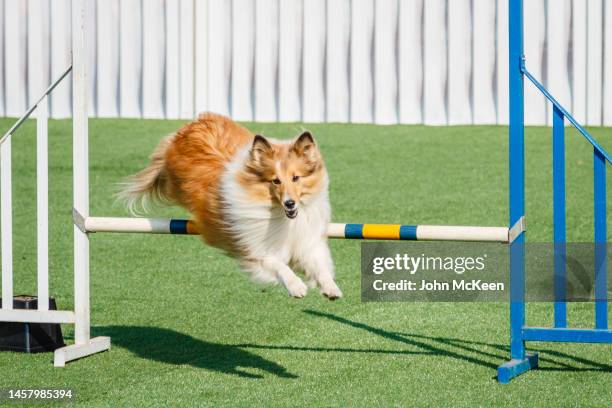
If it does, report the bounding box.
[117,134,175,215]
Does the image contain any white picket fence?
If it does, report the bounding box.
[1,0,612,126]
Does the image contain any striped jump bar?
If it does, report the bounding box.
[84,217,510,243]
[328,223,509,242]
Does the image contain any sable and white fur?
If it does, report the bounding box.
[120,113,342,299]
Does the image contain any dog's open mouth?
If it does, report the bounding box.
[285,209,298,219]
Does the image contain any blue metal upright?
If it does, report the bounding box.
[594,149,608,330]
[497,0,538,384]
[553,106,567,328]
[498,0,611,383]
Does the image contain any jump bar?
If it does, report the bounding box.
[84,217,510,243]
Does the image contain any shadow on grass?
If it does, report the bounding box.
[98,325,297,379]
[235,310,610,376]
[97,311,610,380]
[301,310,612,374]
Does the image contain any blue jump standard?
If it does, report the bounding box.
[499,0,611,383]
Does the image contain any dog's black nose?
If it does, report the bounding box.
[284,199,296,209]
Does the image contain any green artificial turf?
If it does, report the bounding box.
[0,117,610,407]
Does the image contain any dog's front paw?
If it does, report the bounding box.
[320,281,343,300]
[286,279,308,298]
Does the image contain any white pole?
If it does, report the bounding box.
[72,0,90,345]
[37,94,49,311]
[84,217,178,234]
[1,136,12,310]
[416,225,509,242]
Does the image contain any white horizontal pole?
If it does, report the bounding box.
[0,309,75,324]
[327,223,346,238]
[85,217,177,234]
[416,225,509,242]
[84,217,510,243]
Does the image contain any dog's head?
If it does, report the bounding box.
[240,131,326,219]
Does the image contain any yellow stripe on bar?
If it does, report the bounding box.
[362,224,401,240]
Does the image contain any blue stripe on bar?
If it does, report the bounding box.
[523,327,612,343]
[399,225,417,240]
[344,224,364,239]
[169,219,189,234]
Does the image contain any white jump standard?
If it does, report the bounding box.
[0,0,110,367]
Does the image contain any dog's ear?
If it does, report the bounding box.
[291,131,318,163]
[249,135,273,166]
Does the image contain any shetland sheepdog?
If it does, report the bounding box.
[120,113,342,300]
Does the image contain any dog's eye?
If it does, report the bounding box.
[272,178,281,185]
[292,175,300,182]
